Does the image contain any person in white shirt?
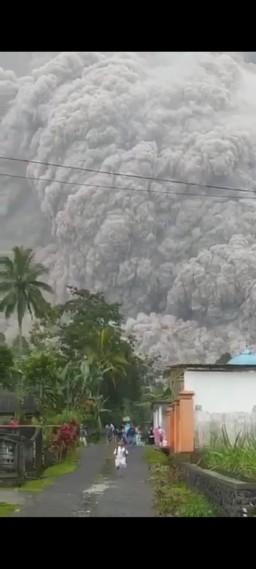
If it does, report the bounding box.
[113,441,128,471]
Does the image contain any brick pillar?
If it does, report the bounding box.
[175,400,180,453]
[170,404,175,451]
[173,400,180,453]
[178,391,195,453]
[166,408,171,449]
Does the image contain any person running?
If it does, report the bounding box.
[135,426,142,446]
[113,426,118,443]
[121,426,127,445]
[80,424,87,446]
[105,424,113,444]
[113,440,128,471]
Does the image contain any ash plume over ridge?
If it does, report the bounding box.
[1,51,256,362]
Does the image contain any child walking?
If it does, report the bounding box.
[113,441,128,472]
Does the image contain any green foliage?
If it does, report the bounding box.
[0,246,52,354]
[20,351,61,410]
[57,288,145,408]
[5,280,160,426]
[199,426,256,481]
[58,287,123,358]
[145,447,220,517]
[72,359,110,429]
[163,367,184,400]
[40,410,83,451]
[154,480,218,517]
[215,353,232,364]
[43,410,84,426]
[29,287,145,413]
[0,344,14,388]
[30,306,60,350]
[136,365,181,423]
[121,398,151,427]
[49,418,80,461]
[0,503,20,517]
[144,447,170,466]
[85,326,129,386]
[84,326,140,407]
[20,447,81,492]
[0,332,6,343]
[12,335,31,357]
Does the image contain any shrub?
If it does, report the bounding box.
[0,344,14,388]
[88,429,101,443]
[153,480,216,517]
[199,426,256,481]
[145,446,219,517]
[144,447,170,466]
[49,419,80,462]
[46,410,84,426]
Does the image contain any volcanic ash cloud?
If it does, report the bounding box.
[1,51,256,361]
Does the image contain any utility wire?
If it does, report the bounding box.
[0,154,255,196]
[0,171,256,201]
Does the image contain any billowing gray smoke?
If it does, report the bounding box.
[1,51,256,362]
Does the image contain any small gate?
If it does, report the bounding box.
[0,433,25,482]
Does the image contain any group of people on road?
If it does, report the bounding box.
[105,422,143,447]
[105,423,130,473]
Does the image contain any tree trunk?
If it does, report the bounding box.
[18,322,23,359]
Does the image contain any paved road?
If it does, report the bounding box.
[15,444,154,517]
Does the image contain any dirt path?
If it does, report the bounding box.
[15,444,154,517]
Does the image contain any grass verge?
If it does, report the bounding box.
[144,446,170,466]
[145,447,220,517]
[18,446,82,492]
[198,427,256,482]
[0,503,20,517]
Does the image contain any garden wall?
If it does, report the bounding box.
[181,462,256,517]
[194,409,256,447]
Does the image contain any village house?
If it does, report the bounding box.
[163,350,256,453]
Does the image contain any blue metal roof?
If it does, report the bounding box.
[227,349,256,365]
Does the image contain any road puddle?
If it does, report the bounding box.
[73,479,112,517]
[83,482,110,495]
[73,450,115,517]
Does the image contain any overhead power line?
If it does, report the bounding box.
[0,154,255,196]
[1,171,256,201]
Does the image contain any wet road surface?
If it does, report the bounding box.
[15,444,154,517]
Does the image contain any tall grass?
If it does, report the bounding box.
[199,426,256,481]
[44,410,84,425]
[144,446,170,466]
[0,503,20,517]
[145,447,219,517]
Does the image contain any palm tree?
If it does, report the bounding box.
[0,246,52,355]
[85,327,129,387]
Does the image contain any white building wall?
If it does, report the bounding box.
[184,370,256,414]
[184,369,256,446]
[159,406,162,427]
[153,405,167,431]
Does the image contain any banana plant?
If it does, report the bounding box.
[85,327,129,387]
[56,362,73,410]
[88,394,110,430]
[75,360,109,427]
